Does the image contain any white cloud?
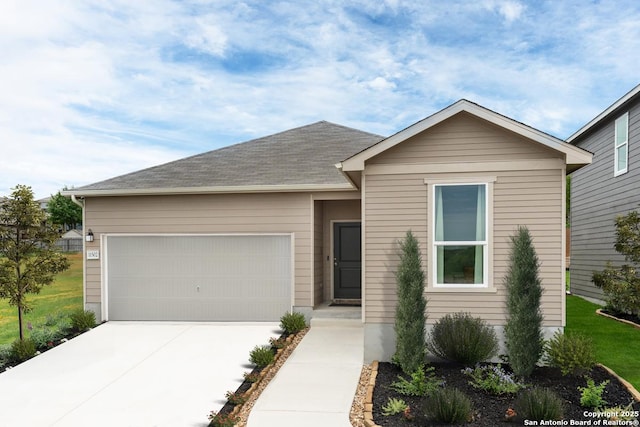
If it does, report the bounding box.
[1,1,640,198]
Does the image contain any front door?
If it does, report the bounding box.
[333,222,362,299]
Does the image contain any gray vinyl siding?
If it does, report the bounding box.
[570,99,640,300]
[84,193,313,308]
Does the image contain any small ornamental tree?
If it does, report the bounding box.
[394,230,427,374]
[504,226,544,378]
[592,210,640,315]
[0,185,70,340]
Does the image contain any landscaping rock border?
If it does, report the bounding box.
[210,328,309,427]
[355,359,640,427]
[596,308,640,330]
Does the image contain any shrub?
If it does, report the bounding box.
[462,364,527,395]
[269,336,287,349]
[390,365,441,397]
[208,411,239,427]
[592,210,640,316]
[504,226,544,378]
[0,344,12,366]
[393,230,427,374]
[426,312,498,365]
[545,331,596,376]
[279,311,307,334]
[515,387,564,421]
[578,377,609,409]
[224,390,247,405]
[10,338,37,363]
[243,371,260,383]
[249,345,274,367]
[422,387,473,424]
[382,397,408,416]
[29,328,59,351]
[69,309,96,332]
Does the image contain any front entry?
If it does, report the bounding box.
[333,222,362,299]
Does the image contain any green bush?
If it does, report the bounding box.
[10,338,37,363]
[545,331,596,376]
[426,312,498,365]
[592,210,640,316]
[393,230,427,375]
[515,387,564,421]
[279,311,307,334]
[249,345,274,367]
[208,411,239,427]
[462,364,527,395]
[0,344,12,366]
[390,365,441,396]
[29,328,59,351]
[69,309,96,332]
[578,377,609,409]
[504,226,545,378]
[422,387,473,424]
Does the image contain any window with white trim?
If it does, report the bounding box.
[614,113,629,176]
[433,183,487,287]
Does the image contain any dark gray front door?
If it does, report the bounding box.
[333,222,361,299]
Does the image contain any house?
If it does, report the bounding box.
[64,100,592,362]
[567,84,640,301]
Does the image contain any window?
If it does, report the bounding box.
[433,184,487,287]
[614,113,629,176]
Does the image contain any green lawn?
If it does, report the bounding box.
[566,294,640,390]
[0,252,83,344]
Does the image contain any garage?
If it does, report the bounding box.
[105,234,292,321]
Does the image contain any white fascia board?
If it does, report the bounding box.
[340,99,592,171]
[62,183,356,197]
[567,83,640,143]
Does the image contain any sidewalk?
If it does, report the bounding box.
[247,319,364,426]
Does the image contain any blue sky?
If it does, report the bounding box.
[1,0,639,198]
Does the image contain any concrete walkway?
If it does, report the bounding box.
[247,318,364,427]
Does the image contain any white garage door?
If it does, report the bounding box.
[106,235,292,321]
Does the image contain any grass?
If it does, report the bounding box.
[566,294,640,390]
[0,252,83,344]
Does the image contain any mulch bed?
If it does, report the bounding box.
[601,309,640,327]
[373,361,640,426]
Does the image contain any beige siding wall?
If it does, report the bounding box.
[84,193,313,307]
[364,117,565,327]
[369,112,561,165]
[322,200,361,301]
[313,200,324,307]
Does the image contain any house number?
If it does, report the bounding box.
[86,250,100,260]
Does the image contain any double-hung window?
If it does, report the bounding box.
[614,113,629,176]
[433,183,488,287]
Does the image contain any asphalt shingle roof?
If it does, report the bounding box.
[74,121,383,193]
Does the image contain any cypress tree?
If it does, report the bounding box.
[394,230,427,374]
[504,226,544,377]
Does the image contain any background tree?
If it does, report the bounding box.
[394,230,427,374]
[504,226,544,378]
[592,210,640,315]
[0,185,70,340]
[47,189,82,230]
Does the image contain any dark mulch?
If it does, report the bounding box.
[601,309,640,327]
[373,361,639,426]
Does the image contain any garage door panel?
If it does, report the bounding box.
[107,235,291,321]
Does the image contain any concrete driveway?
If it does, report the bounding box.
[0,322,280,427]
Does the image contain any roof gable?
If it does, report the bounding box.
[339,99,592,172]
[567,83,640,143]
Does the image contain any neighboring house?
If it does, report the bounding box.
[65,100,592,362]
[567,84,640,301]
